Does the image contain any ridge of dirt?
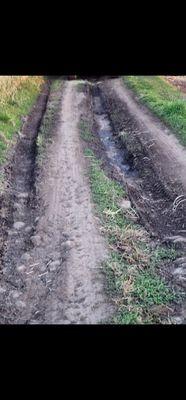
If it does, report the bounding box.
[0,80,113,324]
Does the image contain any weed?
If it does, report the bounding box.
[133,270,175,306]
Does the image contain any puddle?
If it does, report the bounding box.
[92,90,137,178]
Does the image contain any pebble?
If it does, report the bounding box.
[11,291,21,299]
[30,235,41,246]
[61,240,73,251]
[16,300,26,308]
[25,226,33,233]
[49,260,61,271]
[17,265,26,272]
[8,230,16,236]
[120,199,131,210]
[21,253,31,262]
[171,316,183,324]
[13,221,25,230]
[16,192,29,199]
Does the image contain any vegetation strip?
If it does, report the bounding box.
[0,76,44,166]
[81,120,183,324]
[123,76,186,146]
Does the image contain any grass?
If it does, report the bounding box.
[81,122,182,324]
[123,76,186,146]
[0,76,44,165]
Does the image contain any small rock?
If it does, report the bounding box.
[0,287,6,294]
[35,217,40,223]
[21,253,31,262]
[8,230,16,236]
[61,240,73,251]
[30,235,41,246]
[17,265,26,272]
[25,226,33,233]
[171,316,183,324]
[17,192,29,199]
[30,320,40,325]
[13,221,25,230]
[120,199,131,210]
[40,266,47,272]
[16,300,26,308]
[11,291,21,299]
[49,260,61,271]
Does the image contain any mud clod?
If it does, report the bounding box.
[13,221,25,230]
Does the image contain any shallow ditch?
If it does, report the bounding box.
[92,84,138,180]
[0,84,50,300]
[91,80,186,241]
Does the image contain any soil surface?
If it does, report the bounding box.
[0,81,113,324]
[0,78,185,324]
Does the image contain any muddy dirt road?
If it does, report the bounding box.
[0,78,186,324]
[0,81,113,324]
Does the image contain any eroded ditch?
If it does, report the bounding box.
[91,80,186,241]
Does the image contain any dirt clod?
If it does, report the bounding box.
[13,221,25,230]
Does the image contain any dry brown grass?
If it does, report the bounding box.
[0,76,43,105]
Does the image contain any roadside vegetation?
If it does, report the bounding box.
[123,76,186,146]
[81,121,183,324]
[0,76,44,165]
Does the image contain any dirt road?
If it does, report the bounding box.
[0,78,185,324]
[0,81,113,324]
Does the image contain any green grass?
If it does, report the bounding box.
[0,78,43,164]
[123,76,186,146]
[133,271,175,306]
[80,121,93,142]
[82,134,182,323]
